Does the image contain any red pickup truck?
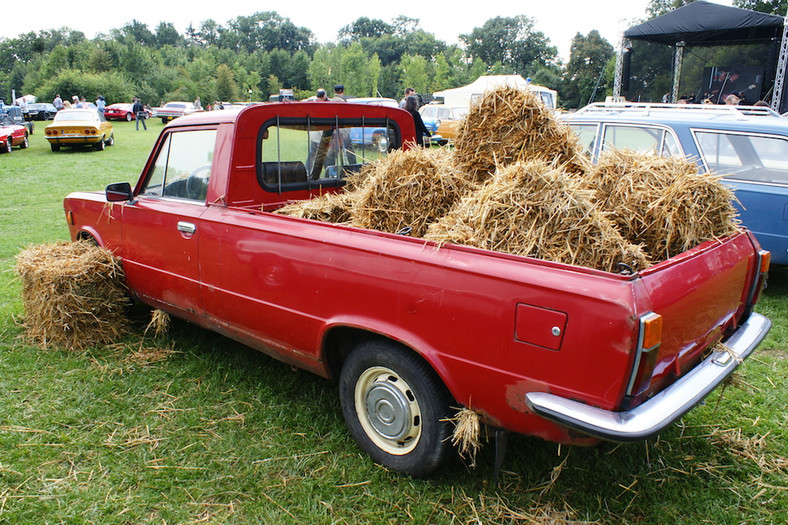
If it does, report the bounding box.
[63,102,771,476]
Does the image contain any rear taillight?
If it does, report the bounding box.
[626,312,663,397]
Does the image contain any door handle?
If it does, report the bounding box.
[177,221,196,234]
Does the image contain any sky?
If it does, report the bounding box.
[6,1,735,62]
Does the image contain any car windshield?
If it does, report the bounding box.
[54,110,96,122]
[165,103,187,109]
[0,114,13,126]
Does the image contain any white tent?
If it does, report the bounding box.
[432,75,558,109]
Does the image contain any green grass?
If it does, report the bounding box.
[1,122,786,523]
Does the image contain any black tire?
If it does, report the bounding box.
[339,339,454,477]
[95,137,106,151]
[161,117,168,124]
[50,143,60,152]
[126,112,133,122]
[20,134,28,149]
[2,140,11,153]
[106,134,114,147]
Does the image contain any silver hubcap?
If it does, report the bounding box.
[355,366,422,455]
[366,381,411,441]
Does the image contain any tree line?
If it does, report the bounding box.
[0,11,614,110]
[0,2,782,110]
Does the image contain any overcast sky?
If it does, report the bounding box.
[6,1,734,61]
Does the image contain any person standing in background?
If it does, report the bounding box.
[132,97,147,130]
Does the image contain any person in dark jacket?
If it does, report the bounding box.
[404,96,431,147]
[132,97,147,130]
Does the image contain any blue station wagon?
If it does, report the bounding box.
[562,103,788,266]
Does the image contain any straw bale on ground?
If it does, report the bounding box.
[14,241,130,350]
[425,161,651,273]
[589,149,741,260]
[452,86,590,182]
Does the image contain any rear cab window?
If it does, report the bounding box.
[257,117,399,192]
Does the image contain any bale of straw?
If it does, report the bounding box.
[589,149,741,261]
[14,241,130,350]
[425,160,651,273]
[452,86,590,182]
[274,190,355,224]
[347,147,478,237]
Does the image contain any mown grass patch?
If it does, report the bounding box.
[1,120,785,523]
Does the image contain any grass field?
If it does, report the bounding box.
[0,120,786,524]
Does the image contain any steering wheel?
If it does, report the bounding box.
[185,164,211,199]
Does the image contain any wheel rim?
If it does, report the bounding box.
[354,366,422,455]
[376,135,388,153]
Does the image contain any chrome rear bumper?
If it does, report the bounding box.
[525,313,771,442]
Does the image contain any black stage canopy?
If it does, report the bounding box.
[624,1,784,47]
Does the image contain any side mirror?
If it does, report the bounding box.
[106,182,133,202]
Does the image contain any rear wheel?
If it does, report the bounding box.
[125,112,133,122]
[2,140,11,153]
[50,143,60,152]
[339,339,454,477]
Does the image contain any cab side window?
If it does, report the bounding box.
[142,130,217,202]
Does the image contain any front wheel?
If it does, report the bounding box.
[339,339,454,477]
[20,134,28,149]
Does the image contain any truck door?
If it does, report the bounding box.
[120,128,218,317]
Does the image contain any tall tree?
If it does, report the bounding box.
[113,20,156,47]
[338,18,394,42]
[155,22,182,47]
[564,30,614,108]
[226,12,313,54]
[460,16,557,76]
